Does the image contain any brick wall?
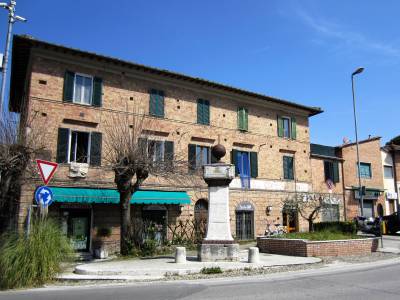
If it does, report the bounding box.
[257,237,379,257]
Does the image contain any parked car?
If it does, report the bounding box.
[354,216,380,236]
[382,212,400,234]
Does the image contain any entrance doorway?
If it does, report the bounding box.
[282,207,298,233]
[66,210,91,251]
[142,205,167,244]
[235,202,254,240]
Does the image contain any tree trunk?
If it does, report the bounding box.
[120,188,132,256]
[308,220,314,232]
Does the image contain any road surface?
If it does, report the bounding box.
[1,259,400,300]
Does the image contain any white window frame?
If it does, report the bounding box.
[73,73,93,105]
[67,130,91,164]
[282,116,291,139]
[148,140,165,163]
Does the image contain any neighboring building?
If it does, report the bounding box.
[383,136,400,214]
[310,144,344,222]
[338,137,385,219]
[9,35,322,254]
[381,148,398,214]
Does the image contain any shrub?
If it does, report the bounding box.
[0,217,73,290]
[140,239,158,257]
[313,221,357,234]
[201,267,223,274]
[276,229,360,241]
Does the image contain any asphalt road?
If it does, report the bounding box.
[1,260,400,300]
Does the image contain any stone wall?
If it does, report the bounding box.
[257,236,379,257]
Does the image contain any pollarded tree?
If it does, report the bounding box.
[104,111,196,255]
[282,193,327,232]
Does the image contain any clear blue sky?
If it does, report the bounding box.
[1,0,399,146]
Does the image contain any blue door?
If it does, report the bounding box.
[237,151,250,188]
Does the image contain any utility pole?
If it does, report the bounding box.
[0,1,26,116]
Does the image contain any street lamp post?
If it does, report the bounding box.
[351,67,365,216]
[0,1,26,116]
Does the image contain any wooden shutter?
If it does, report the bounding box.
[203,99,210,125]
[149,90,157,116]
[211,149,218,163]
[157,90,165,117]
[277,116,284,137]
[63,71,74,102]
[164,141,174,167]
[291,117,297,140]
[56,128,70,163]
[90,132,102,166]
[92,77,103,107]
[324,161,331,181]
[283,156,294,180]
[250,152,258,178]
[188,144,196,170]
[243,108,248,131]
[333,161,340,183]
[197,99,203,124]
[238,107,247,131]
[231,149,239,176]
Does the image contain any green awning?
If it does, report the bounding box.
[49,187,191,205]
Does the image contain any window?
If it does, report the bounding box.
[63,71,102,107]
[56,128,102,166]
[73,74,93,105]
[197,99,210,125]
[322,204,340,222]
[358,162,372,178]
[324,160,340,183]
[188,144,211,170]
[237,107,248,131]
[231,150,258,179]
[283,156,294,180]
[148,140,165,162]
[384,165,394,179]
[149,89,165,117]
[69,131,90,163]
[277,116,297,139]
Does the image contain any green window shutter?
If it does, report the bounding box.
[138,138,147,157]
[237,108,242,130]
[92,77,103,107]
[277,116,284,137]
[149,89,164,117]
[238,107,247,130]
[164,141,174,167]
[149,90,157,116]
[243,108,248,131]
[231,149,239,176]
[283,156,294,180]
[188,144,196,170]
[197,99,203,124]
[211,151,218,163]
[333,161,339,183]
[63,71,74,102]
[157,90,165,117]
[291,117,297,140]
[90,132,102,166]
[324,161,331,181]
[203,100,210,125]
[56,128,70,163]
[250,152,258,178]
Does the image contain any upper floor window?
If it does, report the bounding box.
[278,116,297,139]
[149,89,165,118]
[283,155,294,180]
[56,128,102,166]
[148,140,165,162]
[188,144,212,170]
[197,99,210,125]
[139,139,174,164]
[63,71,102,107]
[231,149,258,178]
[73,74,93,105]
[237,107,248,131]
[324,160,340,183]
[384,165,393,179]
[358,162,372,179]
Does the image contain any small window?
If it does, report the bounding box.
[384,165,393,179]
[358,162,372,178]
[282,117,291,138]
[73,74,93,105]
[148,140,165,162]
[197,99,210,125]
[195,145,210,168]
[324,160,339,183]
[149,89,165,117]
[237,107,248,131]
[69,131,90,163]
[283,156,294,180]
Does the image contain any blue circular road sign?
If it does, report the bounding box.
[34,186,54,207]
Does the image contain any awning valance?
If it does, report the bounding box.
[49,187,191,205]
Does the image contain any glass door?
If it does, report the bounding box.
[67,210,90,251]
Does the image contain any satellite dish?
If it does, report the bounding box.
[343,137,350,144]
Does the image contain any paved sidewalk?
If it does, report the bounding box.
[60,250,320,281]
[377,235,400,254]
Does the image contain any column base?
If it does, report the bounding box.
[198,240,239,262]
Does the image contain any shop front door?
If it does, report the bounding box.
[67,210,91,251]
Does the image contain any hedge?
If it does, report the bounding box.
[313,221,357,234]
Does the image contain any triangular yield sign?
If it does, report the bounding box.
[36,159,58,185]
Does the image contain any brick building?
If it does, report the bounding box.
[338,137,385,219]
[382,136,400,214]
[9,35,325,255]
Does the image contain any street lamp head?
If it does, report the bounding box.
[352,67,365,76]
